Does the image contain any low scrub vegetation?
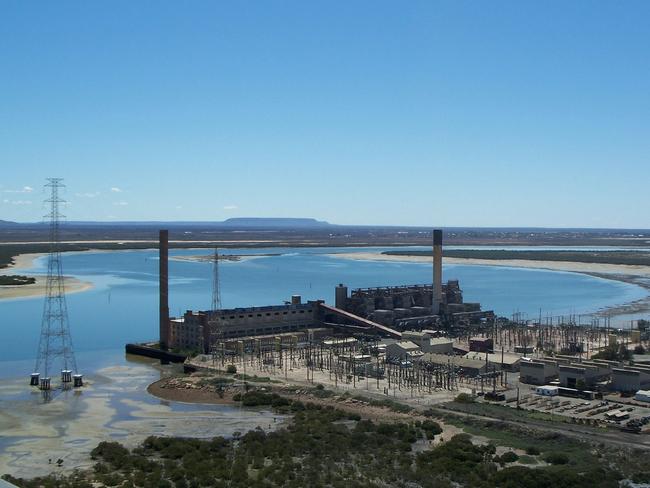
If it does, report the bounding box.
[0,275,35,286]
[2,391,637,488]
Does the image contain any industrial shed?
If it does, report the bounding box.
[464,351,522,372]
[611,366,650,393]
[520,360,559,385]
[386,341,424,362]
[418,353,487,377]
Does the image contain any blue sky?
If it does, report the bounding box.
[1,1,649,227]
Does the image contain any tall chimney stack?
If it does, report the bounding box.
[159,229,169,350]
[432,229,443,315]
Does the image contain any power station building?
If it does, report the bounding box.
[332,231,493,329]
[333,281,491,330]
[169,298,322,353]
[160,228,494,354]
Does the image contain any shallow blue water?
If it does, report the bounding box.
[0,246,647,477]
[1,247,647,364]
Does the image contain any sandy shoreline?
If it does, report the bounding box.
[169,253,281,264]
[147,374,430,424]
[330,252,650,318]
[0,252,93,300]
[5,247,650,315]
[330,251,650,276]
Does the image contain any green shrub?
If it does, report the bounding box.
[499,451,519,464]
[421,420,442,438]
[91,441,131,469]
[226,364,237,374]
[0,275,36,286]
[454,393,475,403]
[544,452,570,465]
[517,455,538,465]
[525,446,541,455]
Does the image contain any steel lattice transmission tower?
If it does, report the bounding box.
[30,178,81,391]
[210,248,225,364]
[211,247,222,312]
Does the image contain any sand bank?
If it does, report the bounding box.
[169,253,281,264]
[147,377,237,405]
[0,252,93,300]
[149,369,430,424]
[330,251,650,277]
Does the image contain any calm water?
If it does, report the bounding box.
[1,246,647,364]
[0,246,647,477]
[0,348,284,478]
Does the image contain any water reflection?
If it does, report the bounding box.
[0,352,284,478]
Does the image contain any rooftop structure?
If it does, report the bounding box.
[520,359,560,385]
[386,341,425,361]
[418,352,487,376]
[464,351,522,371]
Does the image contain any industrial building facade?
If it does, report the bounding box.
[334,281,492,330]
[168,300,321,353]
[159,228,493,356]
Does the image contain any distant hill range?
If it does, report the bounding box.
[0,217,333,229]
[1,217,649,247]
[1,217,649,235]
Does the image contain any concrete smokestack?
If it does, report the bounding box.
[432,229,443,315]
[159,229,169,350]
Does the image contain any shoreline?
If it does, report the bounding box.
[146,374,431,424]
[169,253,282,264]
[5,247,650,317]
[329,252,650,319]
[146,377,238,405]
[0,252,94,301]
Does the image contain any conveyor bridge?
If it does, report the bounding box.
[319,303,402,339]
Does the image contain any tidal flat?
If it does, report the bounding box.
[0,354,283,479]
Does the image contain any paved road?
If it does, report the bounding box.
[430,405,650,451]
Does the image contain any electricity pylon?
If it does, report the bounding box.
[31,178,80,391]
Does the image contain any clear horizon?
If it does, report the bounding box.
[2,2,649,228]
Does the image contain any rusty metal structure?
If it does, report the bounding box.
[159,229,170,350]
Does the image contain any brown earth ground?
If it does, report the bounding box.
[147,373,534,463]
